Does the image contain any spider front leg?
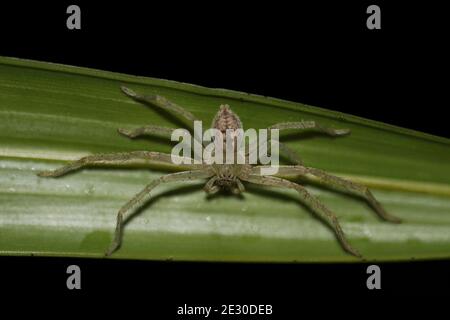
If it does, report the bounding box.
[118,125,178,139]
[121,86,200,126]
[271,165,402,223]
[106,169,214,256]
[120,86,206,147]
[242,174,361,257]
[37,151,195,177]
[117,124,202,158]
[251,121,350,166]
[268,121,350,137]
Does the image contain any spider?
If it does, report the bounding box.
[37,86,401,257]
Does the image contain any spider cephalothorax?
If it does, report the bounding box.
[38,86,401,257]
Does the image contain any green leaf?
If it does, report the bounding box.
[1,56,449,262]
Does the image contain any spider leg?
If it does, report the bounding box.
[242,174,362,257]
[106,169,214,256]
[120,86,200,127]
[37,151,197,177]
[235,179,246,193]
[120,86,206,148]
[251,119,349,166]
[117,126,200,161]
[258,165,401,223]
[249,138,303,165]
[118,125,179,139]
[268,121,350,137]
[277,142,303,165]
[204,177,220,194]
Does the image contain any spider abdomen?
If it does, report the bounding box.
[212,104,243,133]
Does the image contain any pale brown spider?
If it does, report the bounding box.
[37,86,401,257]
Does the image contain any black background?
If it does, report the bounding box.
[0,0,449,312]
[1,1,449,138]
